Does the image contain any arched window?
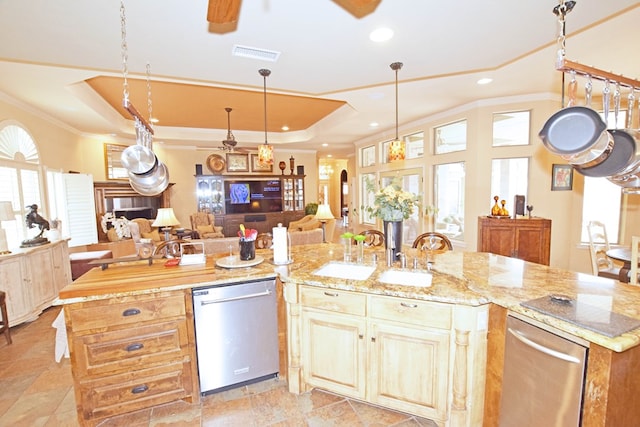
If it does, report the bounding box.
[0,121,44,247]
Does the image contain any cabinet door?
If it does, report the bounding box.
[482,225,516,258]
[514,226,549,265]
[0,257,32,323]
[369,321,450,420]
[51,242,71,292]
[28,249,57,309]
[301,309,366,399]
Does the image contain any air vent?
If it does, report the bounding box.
[232,45,280,62]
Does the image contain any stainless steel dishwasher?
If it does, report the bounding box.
[499,315,588,427]
[192,278,279,395]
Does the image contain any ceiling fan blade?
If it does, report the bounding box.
[331,0,381,18]
[207,0,242,24]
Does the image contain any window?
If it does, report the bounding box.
[381,169,422,245]
[492,111,530,146]
[405,132,424,159]
[360,145,375,167]
[0,123,44,247]
[490,158,529,214]
[434,162,465,239]
[581,176,621,244]
[434,120,466,154]
[360,173,376,224]
[381,140,392,164]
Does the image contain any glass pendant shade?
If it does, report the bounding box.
[258,143,274,165]
[388,139,405,161]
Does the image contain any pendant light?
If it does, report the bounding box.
[388,61,405,162]
[258,68,274,166]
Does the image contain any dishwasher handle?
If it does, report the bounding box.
[507,327,581,364]
[199,289,271,306]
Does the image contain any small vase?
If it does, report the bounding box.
[356,240,365,264]
[383,220,403,260]
[342,237,352,262]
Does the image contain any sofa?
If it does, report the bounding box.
[288,215,336,243]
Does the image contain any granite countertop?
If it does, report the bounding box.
[58,243,640,352]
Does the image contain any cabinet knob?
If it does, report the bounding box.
[371,337,376,342]
[122,308,141,317]
[131,385,149,394]
[359,334,364,339]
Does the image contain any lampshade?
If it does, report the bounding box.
[152,208,180,228]
[258,68,274,166]
[388,61,405,162]
[315,204,334,221]
[0,201,14,221]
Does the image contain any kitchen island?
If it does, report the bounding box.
[57,244,640,426]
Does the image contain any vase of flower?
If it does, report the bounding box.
[383,220,403,260]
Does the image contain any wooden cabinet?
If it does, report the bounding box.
[283,176,305,212]
[64,289,199,426]
[0,240,71,325]
[291,284,488,425]
[477,217,551,265]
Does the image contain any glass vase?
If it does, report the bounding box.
[356,240,365,263]
[342,237,352,262]
[383,220,403,260]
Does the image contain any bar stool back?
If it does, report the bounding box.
[0,291,11,344]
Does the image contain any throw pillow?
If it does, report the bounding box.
[197,225,214,234]
[142,230,162,242]
[106,228,119,242]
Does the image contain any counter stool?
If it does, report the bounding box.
[0,291,11,344]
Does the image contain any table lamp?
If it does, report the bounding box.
[0,201,15,254]
[152,208,180,241]
[315,204,334,243]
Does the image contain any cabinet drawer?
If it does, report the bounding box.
[72,320,189,378]
[78,361,193,422]
[369,295,451,329]
[67,292,186,332]
[301,286,366,316]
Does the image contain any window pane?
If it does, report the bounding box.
[493,111,530,146]
[360,173,376,224]
[581,177,621,243]
[381,141,391,164]
[490,158,529,214]
[405,132,424,159]
[360,145,375,167]
[434,120,466,154]
[434,162,465,239]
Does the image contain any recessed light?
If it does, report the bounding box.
[150,117,159,123]
[327,154,333,158]
[477,78,493,85]
[281,125,289,131]
[370,122,379,127]
[370,27,394,42]
[322,143,328,147]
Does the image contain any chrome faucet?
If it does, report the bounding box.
[396,252,406,268]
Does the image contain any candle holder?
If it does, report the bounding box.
[289,156,295,175]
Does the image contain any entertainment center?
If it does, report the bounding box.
[196,174,306,236]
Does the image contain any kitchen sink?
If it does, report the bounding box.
[313,262,376,281]
[378,269,433,287]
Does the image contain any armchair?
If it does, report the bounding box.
[190,212,224,239]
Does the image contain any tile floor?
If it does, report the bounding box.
[0,306,438,426]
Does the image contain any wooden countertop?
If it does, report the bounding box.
[58,243,640,352]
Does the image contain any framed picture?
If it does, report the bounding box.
[251,153,273,172]
[225,153,249,172]
[551,164,573,191]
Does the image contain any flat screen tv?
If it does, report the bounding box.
[224,179,282,214]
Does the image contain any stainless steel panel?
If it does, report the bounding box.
[499,316,587,427]
[193,278,279,394]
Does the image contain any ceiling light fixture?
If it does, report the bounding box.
[258,69,274,166]
[370,27,394,42]
[281,125,289,131]
[388,62,405,162]
[477,77,493,85]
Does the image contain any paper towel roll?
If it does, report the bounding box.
[273,223,289,264]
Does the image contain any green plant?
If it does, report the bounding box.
[304,202,318,215]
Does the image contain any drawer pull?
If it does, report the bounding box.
[359,334,364,339]
[131,385,149,394]
[122,308,141,317]
[400,302,418,308]
[323,291,339,297]
[126,343,144,352]
[371,337,376,342]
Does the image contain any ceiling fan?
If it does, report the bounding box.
[218,107,248,152]
[207,0,381,25]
